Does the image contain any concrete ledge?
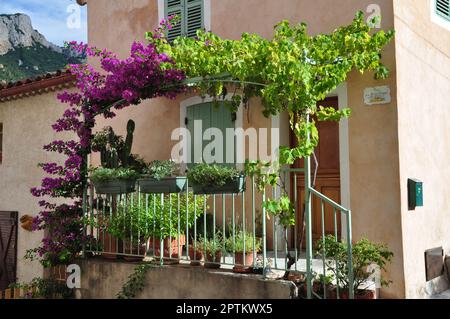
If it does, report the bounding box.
[76,258,298,299]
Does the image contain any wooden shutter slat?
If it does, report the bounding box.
[436,0,450,20]
[186,0,204,38]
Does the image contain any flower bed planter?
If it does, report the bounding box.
[192,175,246,195]
[232,251,255,273]
[93,179,136,194]
[148,235,186,259]
[340,289,377,299]
[138,177,187,194]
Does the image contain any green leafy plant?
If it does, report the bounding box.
[10,277,74,299]
[197,233,223,258]
[225,230,262,253]
[315,235,394,295]
[108,192,207,241]
[144,160,180,180]
[89,167,140,183]
[187,163,242,187]
[116,263,155,299]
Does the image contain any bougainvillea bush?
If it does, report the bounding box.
[28,18,186,267]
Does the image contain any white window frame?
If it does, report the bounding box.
[431,0,450,31]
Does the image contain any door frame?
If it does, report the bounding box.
[277,82,350,242]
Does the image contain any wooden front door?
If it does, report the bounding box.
[0,211,18,291]
[291,97,341,244]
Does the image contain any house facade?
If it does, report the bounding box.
[76,0,450,299]
[0,0,448,299]
[0,71,76,288]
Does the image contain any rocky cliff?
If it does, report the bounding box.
[0,13,83,83]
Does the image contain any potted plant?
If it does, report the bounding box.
[138,160,187,193]
[187,163,245,194]
[136,191,207,261]
[226,230,261,273]
[107,199,148,262]
[315,235,393,299]
[197,234,224,269]
[90,167,140,194]
[90,120,146,195]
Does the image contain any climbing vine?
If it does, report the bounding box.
[116,263,155,299]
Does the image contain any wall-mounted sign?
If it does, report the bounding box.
[364,85,391,105]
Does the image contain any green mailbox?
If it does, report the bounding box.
[408,178,423,210]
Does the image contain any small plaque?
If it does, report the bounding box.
[364,86,391,105]
[425,247,444,281]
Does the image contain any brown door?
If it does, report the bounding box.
[0,211,18,290]
[291,97,341,244]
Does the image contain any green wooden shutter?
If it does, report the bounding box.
[186,102,235,167]
[185,0,204,38]
[436,0,450,21]
[165,0,184,42]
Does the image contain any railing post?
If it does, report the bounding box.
[82,185,88,258]
[346,210,354,299]
[304,114,313,299]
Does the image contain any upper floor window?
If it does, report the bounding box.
[436,0,450,22]
[165,0,204,41]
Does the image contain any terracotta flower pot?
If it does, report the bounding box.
[233,251,255,273]
[100,232,118,259]
[204,251,222,269]
[148,235,186,259]
[189,245,204,266]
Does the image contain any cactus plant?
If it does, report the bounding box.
[120,120,135,168]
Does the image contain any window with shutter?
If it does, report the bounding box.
[165,0,204,41]
[186,102,235,167]
[436,0,450,21]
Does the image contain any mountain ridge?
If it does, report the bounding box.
[0,13,84,83]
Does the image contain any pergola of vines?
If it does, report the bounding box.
[28,12,393,267]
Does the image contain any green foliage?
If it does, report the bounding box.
[144,160,180,180]
[263,195,295,227]
[149,11,394,163]
[0,44,82,83]
[10,277,74,299]
[187,163,242,187]
[116,263,155,299]
[245,160,278,191]
[91,121,146,172]
[225,230,262,253]
[315,235,394,293]
[197,232,223,257]
[89,167,140,183]
[108,192,207,240]
[317,106,352,122]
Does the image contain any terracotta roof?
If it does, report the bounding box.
[0,70,76,103]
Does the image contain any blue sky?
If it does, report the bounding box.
[0,0,87,46]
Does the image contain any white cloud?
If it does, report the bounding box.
[0,0,87,46]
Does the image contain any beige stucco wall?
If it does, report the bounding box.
[86,0,406,297]
[393,0,450,298]
[0,91,75,283]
